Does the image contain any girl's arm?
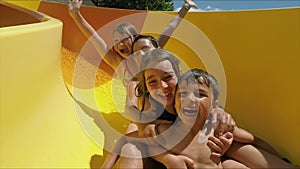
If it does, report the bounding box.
[157,0,198,48]
[211,108,284,160]
[68,0,122,69]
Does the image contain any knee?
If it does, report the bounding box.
[222,159,249,169]
[120,143,144,158]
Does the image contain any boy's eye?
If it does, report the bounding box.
[164,75,173,81]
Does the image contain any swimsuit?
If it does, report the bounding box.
[114,60,134,87]
[122,60,134,87]
[157,109,177,122]
[149,95,177,122]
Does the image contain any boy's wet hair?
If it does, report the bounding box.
[179,68,219,102]
[131,34,159,52]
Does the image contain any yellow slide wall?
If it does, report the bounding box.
[1,0,299,167]
[0,1,100,168]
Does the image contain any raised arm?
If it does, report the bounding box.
[157,0,198,48]
[68,0,122,69]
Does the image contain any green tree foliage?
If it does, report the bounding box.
[91,0,174,11]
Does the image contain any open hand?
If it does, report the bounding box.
[68,0,82,12]
[212,107,236,137]
[185,0,199,9]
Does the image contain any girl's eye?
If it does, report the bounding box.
[142,47,150,51]
[148,80,157,86]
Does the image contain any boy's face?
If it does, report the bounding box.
[174,80,214,127]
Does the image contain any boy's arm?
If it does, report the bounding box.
[157,0,198,48]
[232,127,255,143]
[217,111,283,158]
[211,108,283,159]
[233,128,283,159]
[68,0,122,69]
[253,136,283,158]
[212,107,236,136]
[213,107,254,143]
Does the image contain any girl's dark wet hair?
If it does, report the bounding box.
[179,68,219,102]
[131,34,159,52]
[135,49,180,110]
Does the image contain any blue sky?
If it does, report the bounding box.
[173,0,300,11]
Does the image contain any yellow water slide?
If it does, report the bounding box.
[0,1,101,168]
[0,0,299,168]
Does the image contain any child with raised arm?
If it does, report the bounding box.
[68,0,198,70]
[68,1,198,167]
[68,0,198,141]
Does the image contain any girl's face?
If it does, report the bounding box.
[133,38,156,53]
[113,32,133,58]
[174,80,214,127]
[132,39,157,66]
[144,60,178,112]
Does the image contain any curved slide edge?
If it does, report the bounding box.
[0,1,100,168]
